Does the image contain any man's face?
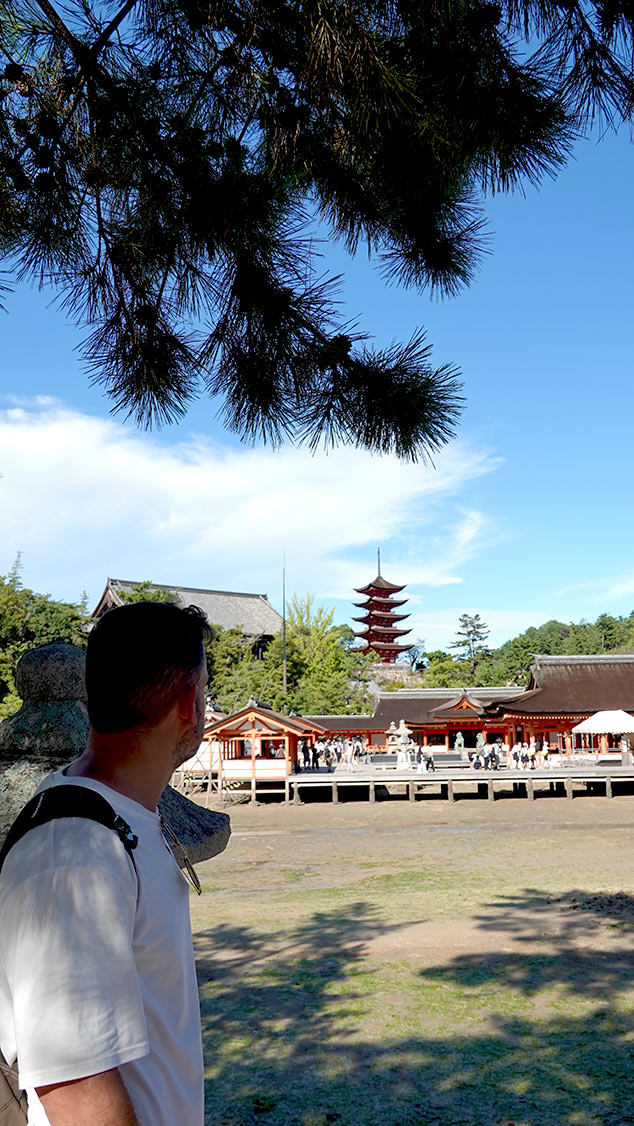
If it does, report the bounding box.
[172,660,208,768]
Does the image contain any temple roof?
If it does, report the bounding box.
[355,575,405,595]
[354,625,412,638]
[303,714,380,732]
[93,578,283,638]
[353,598,408,610]
[352,612,410,624]
[357,640,413,654]
[205,704,326,738]
[432,690,488,717]
[485,654,634,716]
[373,687,524,726]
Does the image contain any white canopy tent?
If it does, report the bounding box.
[571,710,634,758]
[572,710,634,735]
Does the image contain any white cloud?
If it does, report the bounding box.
[599,574,634,602]
[0,399,500,612]
[554,573,634,605]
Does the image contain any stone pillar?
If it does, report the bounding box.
[0,642,230,864]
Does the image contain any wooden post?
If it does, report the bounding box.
[409,781,415,802]
[284,776,290,804]
[423,733,428,746]
[606,776,613,799]
[369,780,375,803]
[527,777,534,801]
[566,777,573,800]
[488,778,495,802]
[447,779,455,803]
[250,716,257,797]
[332,780,339,804]
[293,780,301,805]
[217,738,224,802]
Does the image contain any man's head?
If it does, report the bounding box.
[86,602,209,752]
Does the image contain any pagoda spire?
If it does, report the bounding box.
[352,557,412,664]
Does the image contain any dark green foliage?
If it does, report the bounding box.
[0,556,88,718]
[422,609,634,688]
[116,580,177,605]
[450,613,491,672]
[4,0,630,452]
[207,595,373,714]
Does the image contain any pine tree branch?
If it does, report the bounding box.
[33,0,83,57]
[92,0,139,57]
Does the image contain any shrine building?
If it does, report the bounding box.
[204,704,326,798]
[306,654,634,753]
[92,578,283,658]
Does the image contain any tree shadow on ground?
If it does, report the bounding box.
[195,892,634,1126]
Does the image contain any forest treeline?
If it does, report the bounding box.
[417,612,634,690]
[1,562,632,719]
[0,568,371,719]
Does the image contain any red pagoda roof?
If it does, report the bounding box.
[353,598,408,611]
[352,612,410,625]
[354,626,412,638]
[355,574,405,595]
[357,640,413,654]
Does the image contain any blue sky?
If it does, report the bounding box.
[2,126,634,651]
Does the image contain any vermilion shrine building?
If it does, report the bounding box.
[305,655,634,752]
[204,705,326,798]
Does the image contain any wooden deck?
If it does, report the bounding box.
[210,763,634,804]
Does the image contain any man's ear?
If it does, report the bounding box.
[176,681,197,725]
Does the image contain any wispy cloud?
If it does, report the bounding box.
[555,573,634,605]
[0,399,500,613]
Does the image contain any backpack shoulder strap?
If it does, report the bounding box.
[0,785,138,875]
[0,1048,28,1124]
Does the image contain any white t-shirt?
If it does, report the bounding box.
[0,771,204,1125]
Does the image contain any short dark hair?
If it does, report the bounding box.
[86,601,209,734]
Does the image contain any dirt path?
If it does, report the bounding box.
[193,795,634,1126]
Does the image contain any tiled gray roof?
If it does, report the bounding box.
[103,579,283,637]
[303,715,378,731]
[493,653,634,715]
[372,687,526,726]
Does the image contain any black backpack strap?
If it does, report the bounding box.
[0,785,138,875]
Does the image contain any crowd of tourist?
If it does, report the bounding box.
[296,738,438,773]
[298,737,368,772]
[469,738,556,771]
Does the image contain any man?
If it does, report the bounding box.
[0,601,209,1126]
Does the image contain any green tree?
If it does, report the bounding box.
[422,650,468,689]
[3,0,632,453]
[450,613,490,675]
[0,556,87,718]
[208,594,372,714]
[116,580,176,605]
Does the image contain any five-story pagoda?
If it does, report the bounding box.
[353,551,412,663]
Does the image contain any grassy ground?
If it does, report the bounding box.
[191,795,634,1126]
